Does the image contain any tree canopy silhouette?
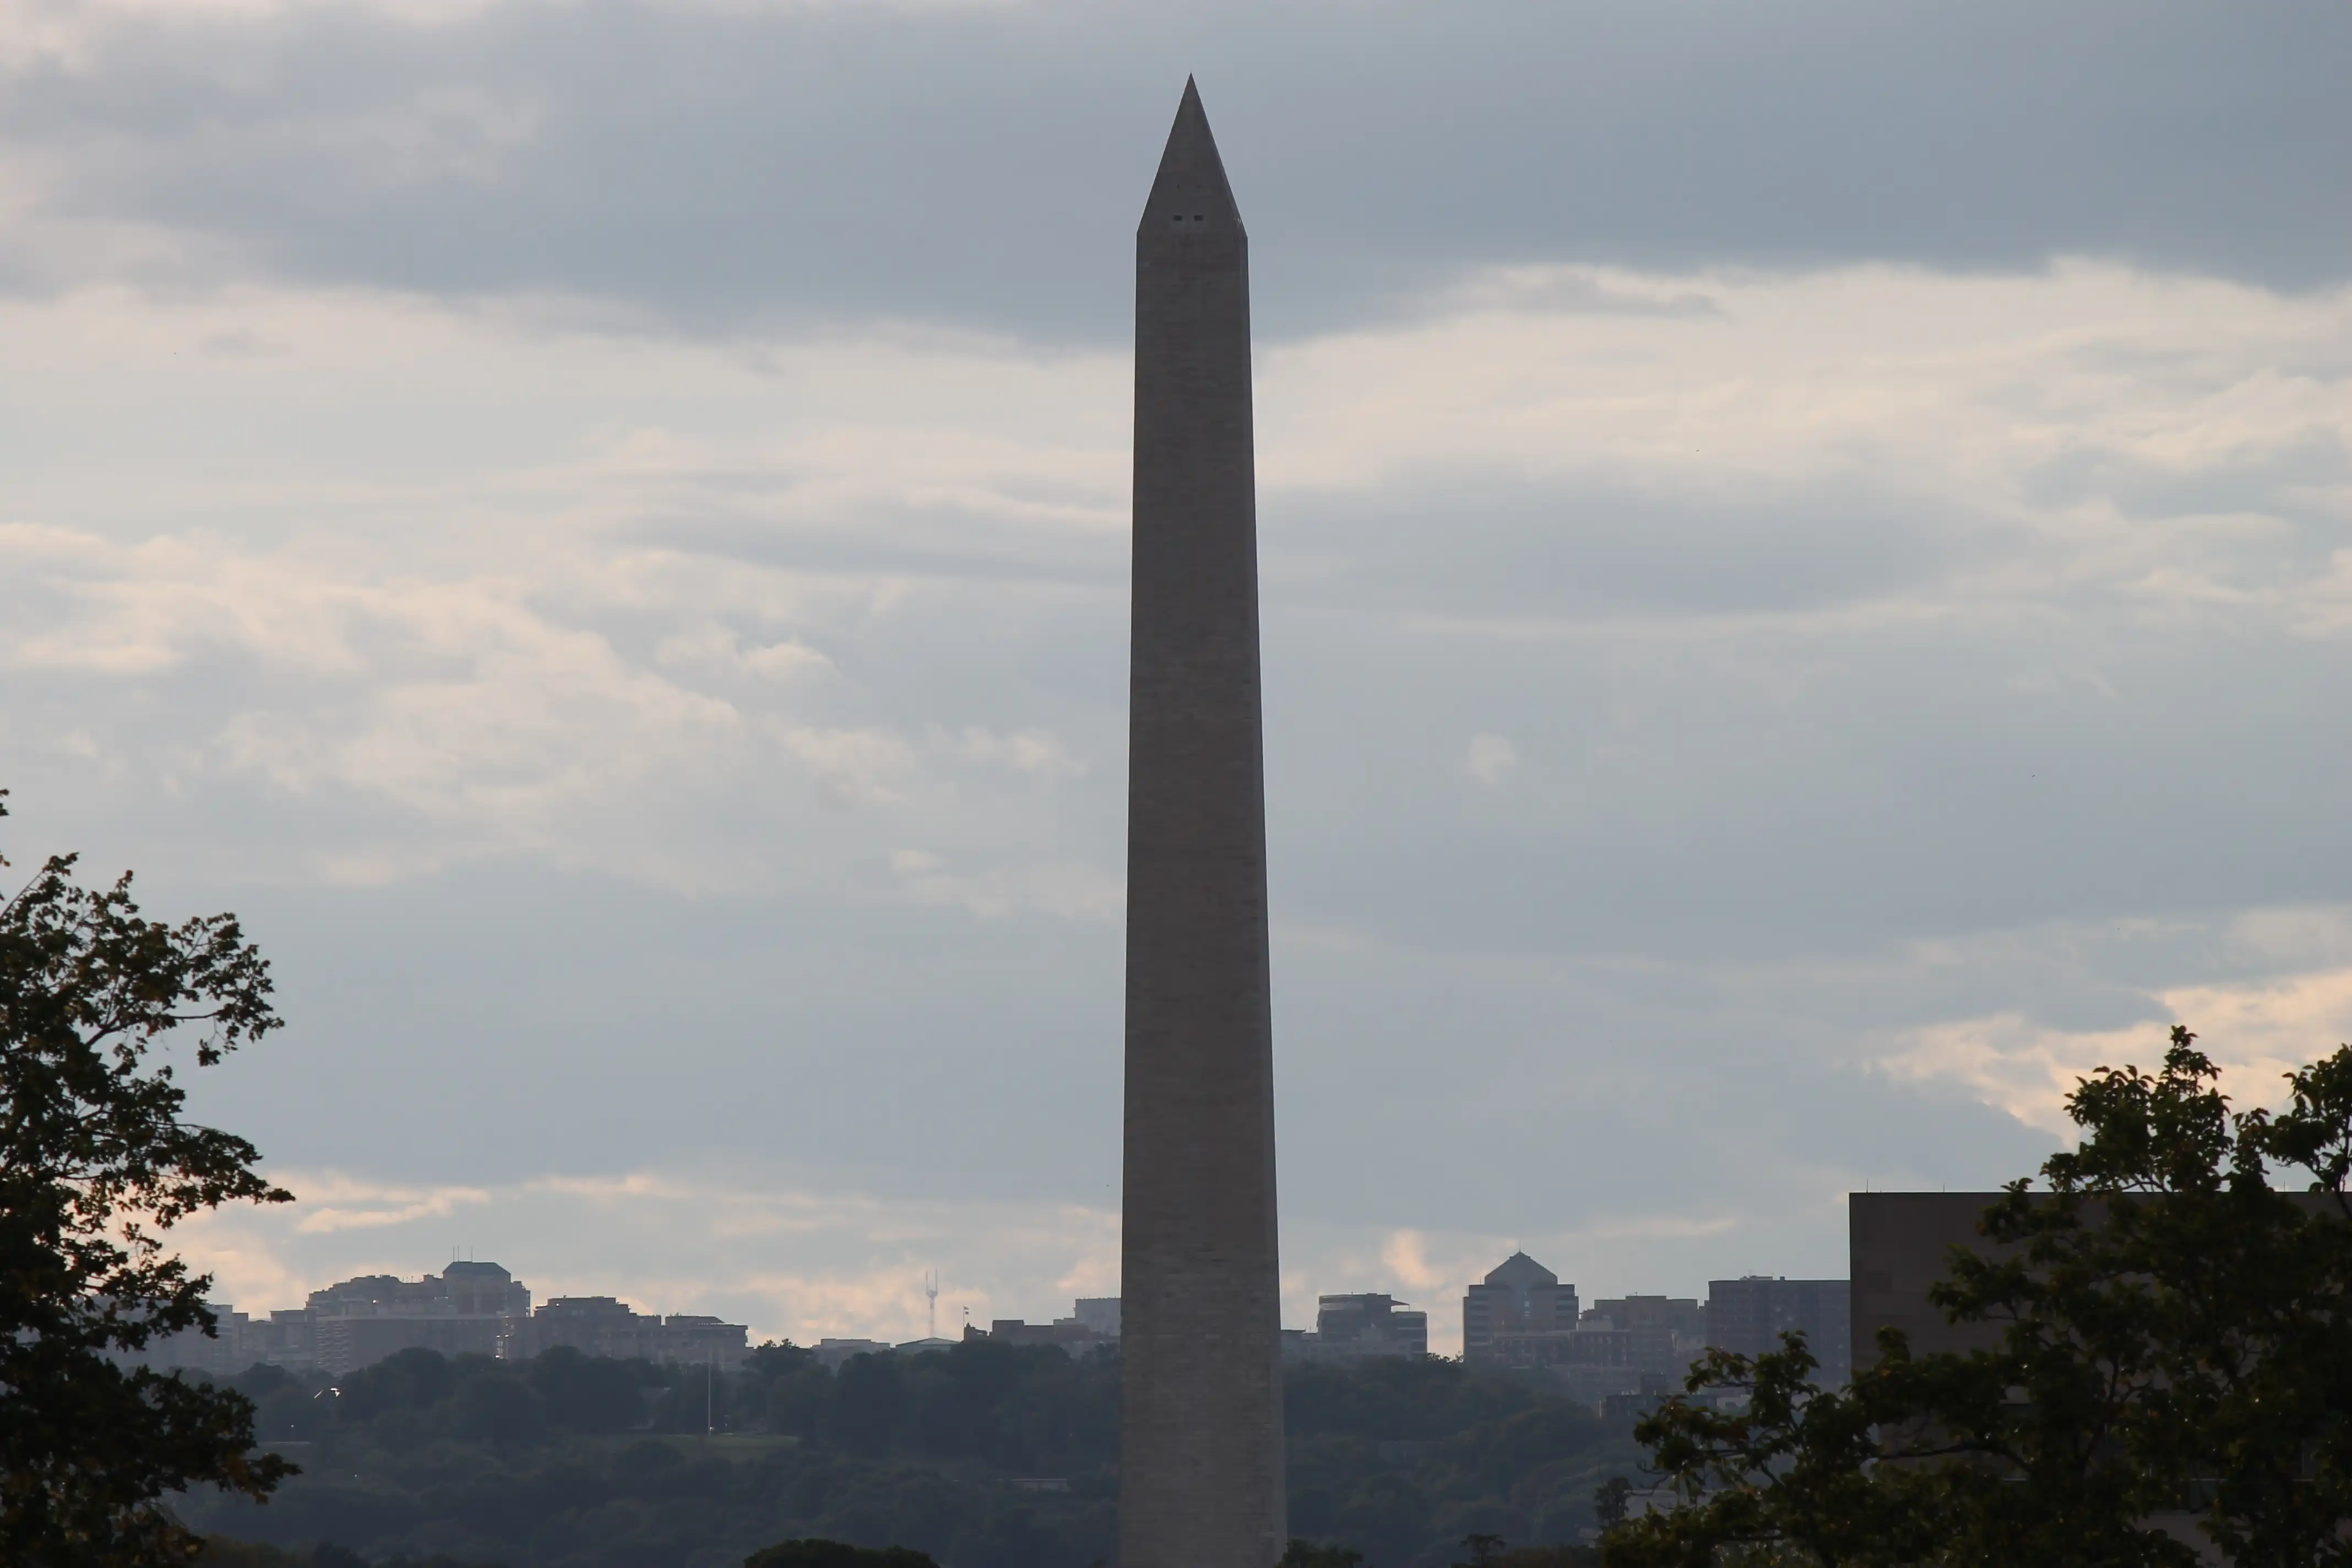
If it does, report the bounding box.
[0,791,295,1565]
[1610,1027,2352,1568]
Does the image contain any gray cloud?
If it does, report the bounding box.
[6,0,2348,341]
[1267,472,1995,617]
[7,91,2350,1327]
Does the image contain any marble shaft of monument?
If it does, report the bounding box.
[1117,79,1285,1568]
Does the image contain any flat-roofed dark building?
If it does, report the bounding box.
[1849,1189,2346,1375]
[1849,1193,2016,1374]
[1707,1276,1851,1386]
[1586,1294,1703,1338]
[1306,1293,1429,1358]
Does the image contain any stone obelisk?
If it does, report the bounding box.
[1118,79,1284,1568]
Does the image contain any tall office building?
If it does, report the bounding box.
[1462,1252,1579,1363]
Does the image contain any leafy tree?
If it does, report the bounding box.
[1610,1027,2352,1568]
[0,792,295,1565]
[1935,1028,2352,1567]
[450,1366,547,1449]
[200,1545,484,1568]
[1605,1332,1978,1568]
[525,1344,647,1433]
[1275,1540,1364,1567]
[829,1351,905,1456]
[337,1346,460,1424]
[182,1343,1624,1565]
[743,1540,938,1567]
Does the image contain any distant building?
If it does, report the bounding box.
[1069,1297,1122,1338]
[1462,1252,1578,1364]
[116,1263,752,1379]
[311,1261,532,1319]
[315,1309,502,1376]
[110,1303,261,1379]
[1319,1293,1429,1356]
[1461,1266,1706,1406]
[1283,1293,1430,1363]
[1489,1324,1676,1371]
[247,1309,324,1370]
[655,1314,752,1370]
[1850,1190,2352,1381]
[1485,1317,1691,1408]
[510,1295,749,1370]
[970,1314,1113,1356]
[1583,1294,1705,1338]
[954,1296,1120,1357]
[984,1318,1061,1348]
[1707,1277,1852,1387]
[132,1302,335,1374]
[814,1338,896,1368]
[300,1261,535,1375]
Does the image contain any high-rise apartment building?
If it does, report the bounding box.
[1707,1276,1852,1386]
[306,1261,533,1375]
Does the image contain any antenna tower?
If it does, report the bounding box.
[924,1269,940,1341]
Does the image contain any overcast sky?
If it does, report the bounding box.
[6,0,2350,1354]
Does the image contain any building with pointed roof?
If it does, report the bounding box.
[1462,1251,1580,1364]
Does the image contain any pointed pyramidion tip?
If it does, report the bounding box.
[1141,76,1242,237]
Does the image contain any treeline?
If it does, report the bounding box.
[183,1344,1636,1568]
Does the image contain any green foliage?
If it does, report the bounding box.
[200,1541,478,1568]
[1283,1355,1632,1562]
[1930,1028,2352,1567]
[1278,1539,1365,1567]
[529,1345,654,1433]
[1451,1533,1602,1567]
[192,1346,1630,1566]
[1603,1333,1951,1568]
[743,1540,939,1567]
[0,791,295,1565]
[1609,1027,2352,1568]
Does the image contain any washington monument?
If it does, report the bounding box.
[1118,79,1285,1568]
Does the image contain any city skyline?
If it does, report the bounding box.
[156,1197,1879,1357]
[141,1244,1852,1375]
[7,0,2348,1380]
